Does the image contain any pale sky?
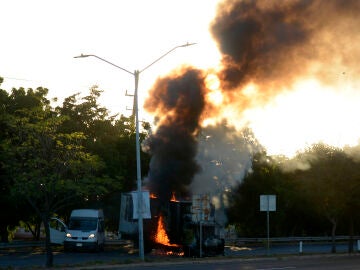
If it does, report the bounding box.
[1,0,221,118]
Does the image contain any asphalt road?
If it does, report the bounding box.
[0,241,358,269]
[0,243,136,269]
[106,255,360,270]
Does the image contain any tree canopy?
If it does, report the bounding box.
[0,78,150,267]
[227,143,360,253]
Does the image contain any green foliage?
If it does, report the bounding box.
[227,152,284,236]
[0,86,34,242]
[5,94,101,215]
[227,151,328,237]
[295,144,360,234]
[55,86,150,193]
[0,79,152,266]
[0,81,150,240]
[228,143,360,238]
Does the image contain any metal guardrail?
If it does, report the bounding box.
[0,238,132,250]
[225,236,360,245]
[2,236,358,250]
[0,241,43,249]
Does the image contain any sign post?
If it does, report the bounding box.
[260,195,276,256]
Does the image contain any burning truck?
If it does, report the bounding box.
[119,191,225,257]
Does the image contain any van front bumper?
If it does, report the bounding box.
[64,240,98,251]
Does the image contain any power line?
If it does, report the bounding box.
[2,76,36,81]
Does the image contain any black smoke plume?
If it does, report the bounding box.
[211,0,360,93]
[144,67,206,202]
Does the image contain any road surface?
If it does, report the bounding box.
[110,255,360,270]
[0,241,358,269]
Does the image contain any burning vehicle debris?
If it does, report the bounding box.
[119,192,225,257]
[116,66,227,257]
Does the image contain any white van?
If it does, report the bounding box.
[49,209,105,251]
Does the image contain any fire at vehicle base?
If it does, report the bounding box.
[119,192,225,257]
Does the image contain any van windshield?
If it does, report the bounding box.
[68,217,97,231]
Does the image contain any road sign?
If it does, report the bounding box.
[260,194,276,211]
[260,194,276,256]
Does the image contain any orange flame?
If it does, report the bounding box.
[170,192,179,202]
[150,193,157,199]
[155,214,178,247]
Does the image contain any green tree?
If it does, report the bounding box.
[0,82,40,242]
[227,151,323,237]
[56,87,151,229]
[3,86,116,267]
[227,152,285,237]
[0,80,150,266]
[296,144,360,253]
[56,86,151,187]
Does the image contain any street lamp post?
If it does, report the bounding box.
[74,42,196,260]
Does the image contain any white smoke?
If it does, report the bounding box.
[191,120,261,225]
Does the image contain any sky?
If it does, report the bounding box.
[2,0,360,159]
[1,0,221,118]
